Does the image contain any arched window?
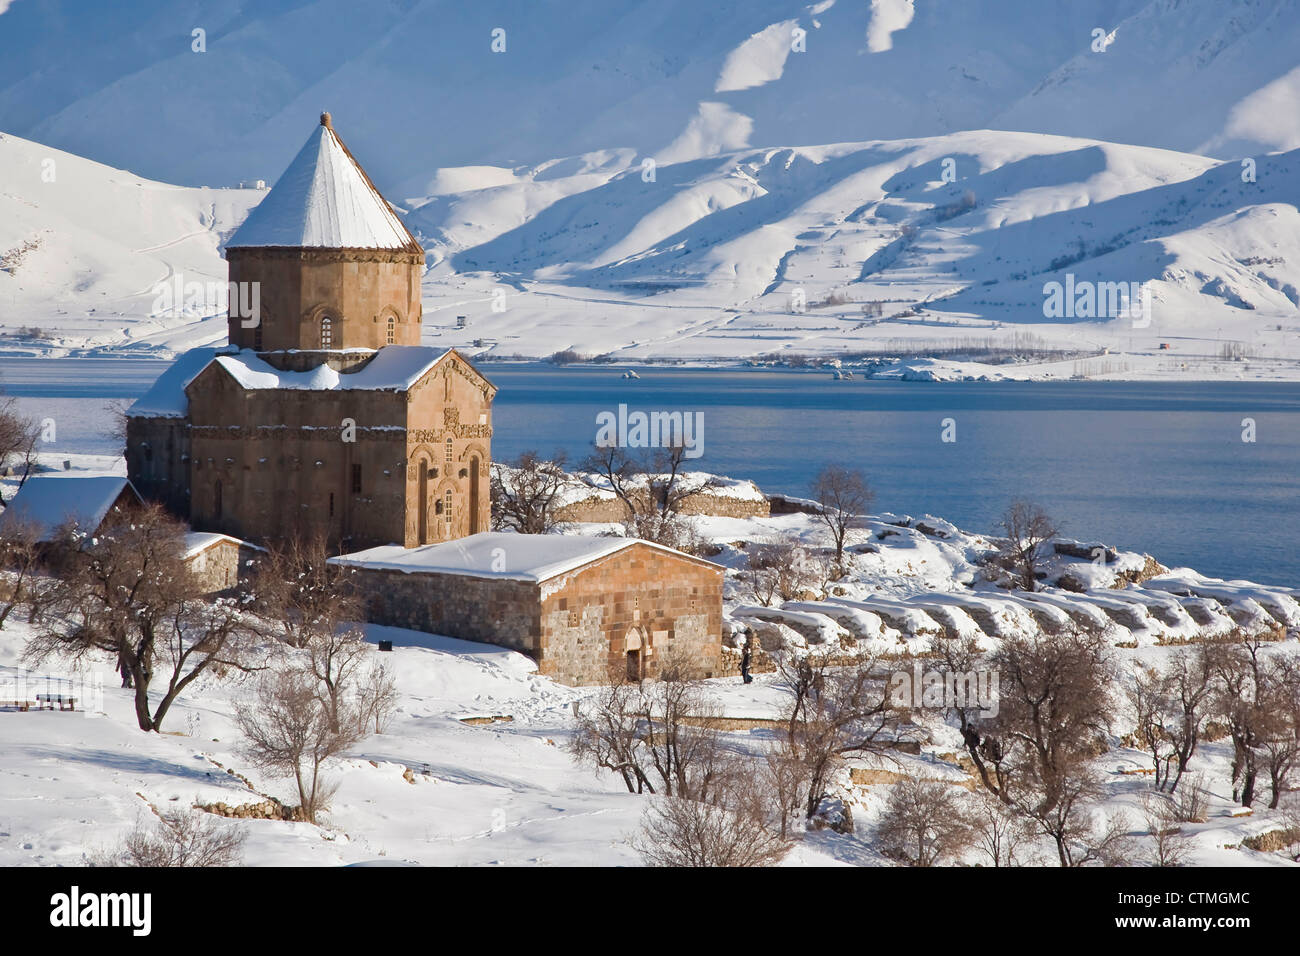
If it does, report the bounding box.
[320,315,333,349]
[445,438,453,463]
[386,316,395,345]
[444,490,453,524]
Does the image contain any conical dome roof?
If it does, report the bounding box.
[227,113,421,253]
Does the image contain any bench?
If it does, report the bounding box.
[35,694,76,711]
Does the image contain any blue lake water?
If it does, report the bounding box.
[2,357,1297,586]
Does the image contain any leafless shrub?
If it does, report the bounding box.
[633,791,793,867]
[967,789,1037,867]
[1141,791,1192,867]
[742,541,820,606]
[236,667,360,823]
[108,809,246,867]
[1169,771,1210,824]
[876,776,974,867]
[354,661,399,735]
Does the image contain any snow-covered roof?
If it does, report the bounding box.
[331,532,717,583]
[210,346,451,392]
[183,531,263,558]
[0,475,141,541]
[227,114,420,252]
[128,346,226,418]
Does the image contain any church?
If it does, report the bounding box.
[126,113,494,552]
[124,113,724,685]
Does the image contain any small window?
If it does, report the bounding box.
[320,315,333,349]
[351,463,362,494]
[444,490,452,523]
[445,438,453,463]
[329,492,335,517]
[214,480,223,518]
[253,324,263,351]
[386,316,395,345]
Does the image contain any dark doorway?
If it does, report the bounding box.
[469,457,480,534]
[626,649,641,682]
[418,459,428,545]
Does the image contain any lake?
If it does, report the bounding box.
[2,357,1297,586]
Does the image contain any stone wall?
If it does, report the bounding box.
[225,247,423,352]
[174,350,493,552]
[125,416,190,519]
[346,540,724,687]
[538,542,724,684]
[185,538,262,594]
[553,487,770,524]
[348,566,542,656]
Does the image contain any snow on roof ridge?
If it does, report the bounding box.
[330,531,719,583]
[227,115,421,252]
[211,345,452,392]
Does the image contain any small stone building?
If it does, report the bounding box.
[332,532,724,685]
[183,533,264,594]
[0,475,142,543]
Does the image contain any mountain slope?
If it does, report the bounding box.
[2,0,1299,195]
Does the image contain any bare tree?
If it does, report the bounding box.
[811,465,873,569]
[490,451,572,534]
[570,652,728,800]
[236,667,360,823]
[1164,646,1215,792]
[1129,662,1178,790]
[109,810,246,867]
[251,534,361,650]
[876,776,974,866]
[570,667,656,794]
[996,499,1060,591]
[1208,634,1273,807]
[0,518,41,628]
[968,789,1036,867]
[966,628,1122,865]
[26,504,259,731]
[252,535,389,735]
[778,651,902,821]
[581,441,718,523]
[0,398,39,506]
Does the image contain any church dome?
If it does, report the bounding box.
[227,112,421,254]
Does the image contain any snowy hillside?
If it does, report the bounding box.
[0,130,260,355]
[3,0,1299,190]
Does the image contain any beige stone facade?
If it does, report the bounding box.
[341,538,724,685]
[225,246,423,352]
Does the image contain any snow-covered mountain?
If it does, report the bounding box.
[2,0,1298,191]
[2,0,1299,366]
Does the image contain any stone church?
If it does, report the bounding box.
[126,114,494,551]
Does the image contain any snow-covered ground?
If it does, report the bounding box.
[2,453,1297,867]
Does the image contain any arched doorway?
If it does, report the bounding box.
[417,459,429,545]
[469,457,480,534]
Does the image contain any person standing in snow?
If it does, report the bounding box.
[740,636,753,684]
